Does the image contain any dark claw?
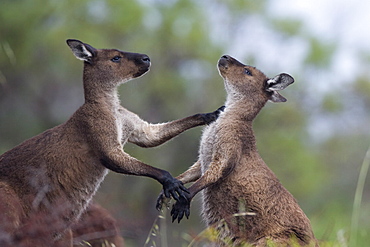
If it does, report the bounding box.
[171,210,178,223]
[156,191,165,211]
[202,105,226,125]
[161,174,189,202]
[176,184,189,198]
[185,207,190,219]
[178,212,184,223]
[179,183,189,193]
[163,190,168,198]
[156,195,171,211]
[171,206,185,223]
[170,190,179,201]
[217,105,226,112]
[170,195,191,223]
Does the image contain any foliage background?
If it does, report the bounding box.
[0,0,369,246]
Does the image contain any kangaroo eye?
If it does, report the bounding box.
[111,56,122,63]
[245,68,252,76]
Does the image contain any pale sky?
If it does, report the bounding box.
[210,0,370,140]
[270,0,370,85]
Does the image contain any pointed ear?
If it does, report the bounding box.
[66,39,96,63]
[266,73,294,103]
[270,91,287,102]
[266,73,294,91]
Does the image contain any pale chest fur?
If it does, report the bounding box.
[116,106,137,145]
[199,115,224,174]
[115,110,124,144]
[105,93,136,146]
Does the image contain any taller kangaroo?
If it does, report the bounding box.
[0,39,222,246]
[158,55,318,246]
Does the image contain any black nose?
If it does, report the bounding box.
[141,55,150,64]
[218,55,232,69]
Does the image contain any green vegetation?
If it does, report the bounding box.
[1,0,369,246]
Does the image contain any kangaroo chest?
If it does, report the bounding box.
[116,107,136,145]
[199,122,219,174]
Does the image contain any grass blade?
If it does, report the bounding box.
[350,145,370,247]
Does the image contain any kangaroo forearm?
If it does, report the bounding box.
[130,114,207,148]
[187,177,212,200]
[176,161,202,184]
[99,153,165,180]
[162,113,208,135]
[153,106,224,145]
[187,156,238,200]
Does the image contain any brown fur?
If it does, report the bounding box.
[71,202,124,247]
[158,55,319,246]
[0,39,221,246]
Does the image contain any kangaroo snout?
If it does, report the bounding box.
[218,55,245,68]
[135,54,151,66]
[141,54,150,63]
[125,52,150,66]
[218,55,245,77]
[125,53,149,78]
[218,55,230,69]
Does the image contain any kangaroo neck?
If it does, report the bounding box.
[219,107,258,156]
[82,65,121,105]
[82,75,120,106]
[83,85,120,108]
[224,98,265,122]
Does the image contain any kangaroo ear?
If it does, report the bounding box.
[266,73,294,103]
[66,39,96,63]
[269,91,287,102]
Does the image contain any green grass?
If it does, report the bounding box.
[350,145,370,247]
[144,205,168,247]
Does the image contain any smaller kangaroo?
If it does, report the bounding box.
[0,39,222,246]
[157,55,318,246]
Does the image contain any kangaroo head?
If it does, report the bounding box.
[66,39,150,91]
[217,55,294,104]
